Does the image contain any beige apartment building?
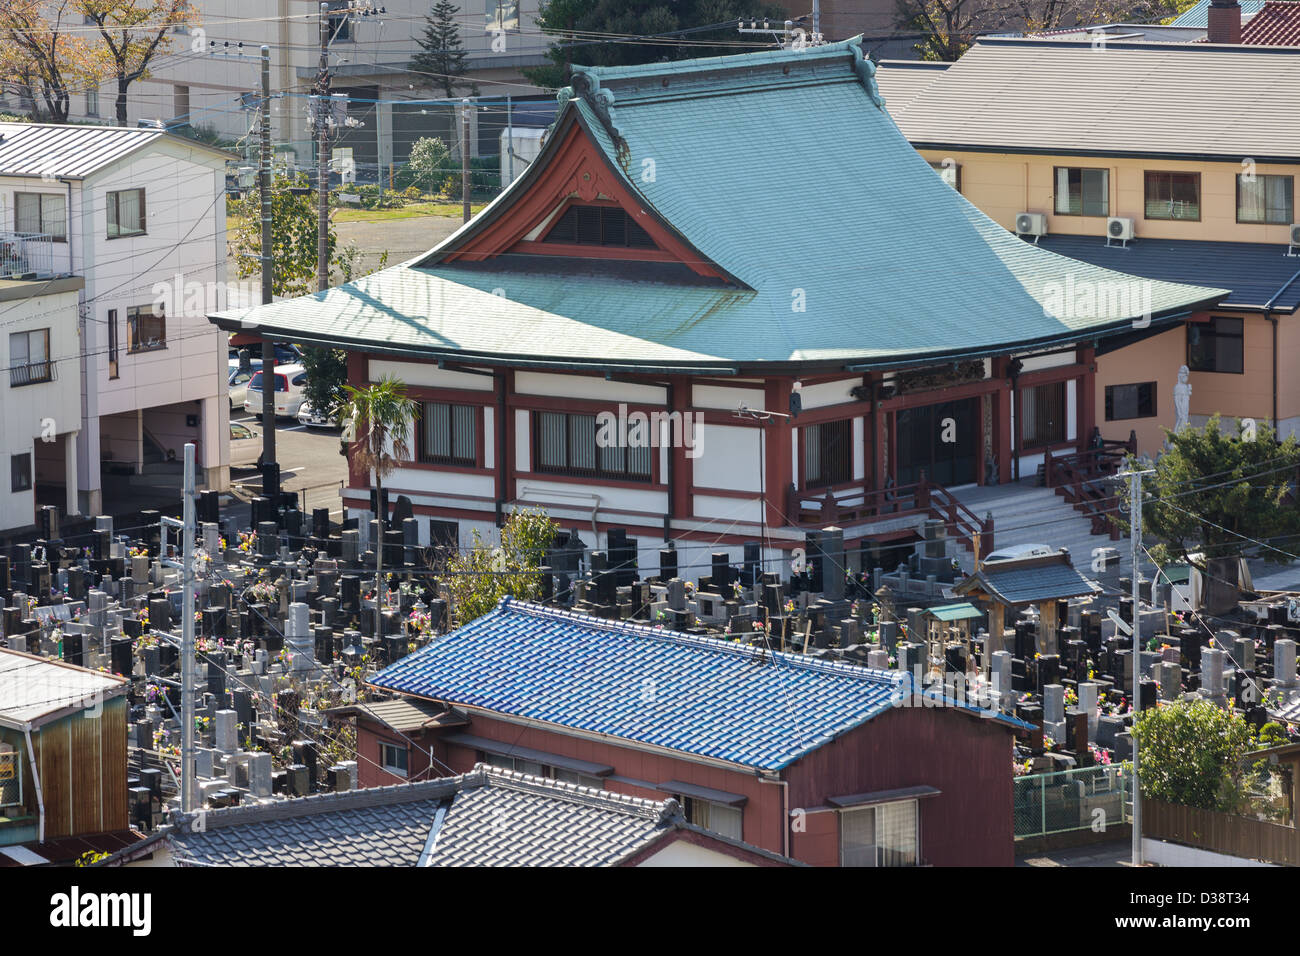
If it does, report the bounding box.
[882,21,1300,454]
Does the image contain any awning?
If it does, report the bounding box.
[827,784,941,809]
[440,732,614,778]
[655,780,748,807]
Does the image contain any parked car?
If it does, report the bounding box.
[244,364,308,418]
[229,421,261,462]
[228,364,260,412]
[229,341,300,366]
[297,400,338,428]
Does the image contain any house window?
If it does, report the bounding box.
[681,797,743,841]
[417,402,477,465]
[485,0,520,31]
[107,188,146,238]
[1187,316,1244,374]
[1237,174,1294,225]
[86,89,99,115]
[542,205,655,248]
[14,192,67,241]
[326,2,354,41]
[108,308,119,379]
[1054,167,1109,217]
[9,329,51,386]
[803,419,852,488]
[1105,382,1157,421]
[379,741,408,777]
[127,304,166,352]
[1144,171,1200,221]
[1021,381,1066,448]
[11,453,31,493]
[840,799,919,867]
[928,161,960,192]
[534,410,653,481]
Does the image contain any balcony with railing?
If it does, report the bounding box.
[9,359,56,388]
[0,232,56,280]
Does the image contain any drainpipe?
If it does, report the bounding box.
[759,773,790,858]
[1262,265,1300,439]
[23,724,45,844]
[496,370,507,526]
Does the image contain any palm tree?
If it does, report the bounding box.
[337,376,416,646]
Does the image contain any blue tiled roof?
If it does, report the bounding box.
[370,599,915,771]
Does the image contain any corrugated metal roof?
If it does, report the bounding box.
[335,697,467,733]
[1036,236,1300,313]
[1172,0,1268,26]
[212,38,1225,371]
[0,122,227,179]
[892,38,1300,161]
[873,60,951,115]
[371,599,923,771]
[0,649,128,728]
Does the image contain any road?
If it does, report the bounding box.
[229,410,350,518]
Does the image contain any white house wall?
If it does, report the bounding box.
[692,424,761,493]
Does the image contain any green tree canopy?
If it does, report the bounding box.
[410,0,471,97]
[229,173,335,299]
[523,0,786,89]
[1142,415,1300,569]
[445,508,558,624]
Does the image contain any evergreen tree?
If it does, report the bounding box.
[410,0,470,97]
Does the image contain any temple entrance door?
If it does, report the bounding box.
[895,398,979,487]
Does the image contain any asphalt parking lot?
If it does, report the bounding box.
[229,410,350,517]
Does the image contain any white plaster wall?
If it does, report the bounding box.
[692,383,765,411]
[369,359,494,391]
[692,424,761,493]
[515,370,664,404]
[637,841,757,867]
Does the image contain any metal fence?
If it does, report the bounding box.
[1013,763,1131,839]
[0,231,54,280]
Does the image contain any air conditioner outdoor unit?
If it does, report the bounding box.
[1288,223,1300,256]
[1015,212,1047,242]
[1106,216,1135,247]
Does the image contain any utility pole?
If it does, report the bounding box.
[1121,464,1153,867]
[461,97,472,223]
[259,44,279,505]
[180,443,196,812]
[316,1,331,293]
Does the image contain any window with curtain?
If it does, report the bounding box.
[1144,171,1200,220]
[1021,381,1066,448]
[417,401,477,465]
[533,410,652,481]
[1237,174,1294,224]
[14,192,67,240]
[803,419,853,487]
[107,188,146,238]
[8,328,51,386]
[840,800,918,867]
[682,798,743,841]
[1054,167,1109,216]
[127,304,166,352]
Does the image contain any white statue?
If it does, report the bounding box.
[1173,365,1192,432]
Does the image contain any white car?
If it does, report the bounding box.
[297,401,338,428]
[229,421,262,463]
[244,363,308,418]
[228,364,260,412]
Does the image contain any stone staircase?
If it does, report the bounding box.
[945,478,1133,579]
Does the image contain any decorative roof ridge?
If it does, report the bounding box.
[492,597,906,686]
[470,763,681,824]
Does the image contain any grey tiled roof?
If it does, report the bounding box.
[165,766,715,867]
[957,554,1099,606]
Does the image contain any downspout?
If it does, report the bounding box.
[759,773,790,858]
[496,370,507,525]
[23,724,45,844]
[1261,266,1300,438]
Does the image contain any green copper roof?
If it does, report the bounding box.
[210,37,1227,372]
[925,602,984,622]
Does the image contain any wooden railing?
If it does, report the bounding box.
[1044,434,1136,541]
[1145,798,1300,866]
[788,473,994,559]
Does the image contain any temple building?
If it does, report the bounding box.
[209,38,1224,576]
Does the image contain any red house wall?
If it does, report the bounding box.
[786,705,1015,867]
[353,704,1014,865]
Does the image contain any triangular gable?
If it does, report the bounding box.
[426,116,736,283]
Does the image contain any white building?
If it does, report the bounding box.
[0,123,231,527]
[30,0,552,177]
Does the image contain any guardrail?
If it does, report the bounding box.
[0,231,55,280]
[1013,763,1131,839]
